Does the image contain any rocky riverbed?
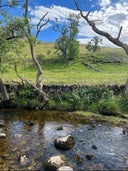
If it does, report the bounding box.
[0,108,127,170]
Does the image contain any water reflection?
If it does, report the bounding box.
[0,109,76,170]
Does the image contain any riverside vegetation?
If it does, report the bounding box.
[1,42,128,124]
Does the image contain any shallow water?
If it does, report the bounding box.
[0,108,128,171]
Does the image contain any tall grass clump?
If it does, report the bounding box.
[48,92,83,110]
[97,98,120,116]
[119,96,128,112]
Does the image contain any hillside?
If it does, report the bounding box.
[2,41,128,85]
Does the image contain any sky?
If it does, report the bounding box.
[8,0,128,47]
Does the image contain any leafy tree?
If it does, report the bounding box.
[55,13,80,61]
[0,0,21,101]
[86,36,102,53]
[0,0,49,107]
[55,26,69,60]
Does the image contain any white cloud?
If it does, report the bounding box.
[30,5,77,24]
[99,0,111,8]
[30,2,128,47]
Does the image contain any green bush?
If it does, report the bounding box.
[73,86,114,111]
[119,97,128,112]
[48,86,116,111]
[36,54,45,65]
[49,93,83,111]
[18,84,36,98]
[15,97,28,108]
[97,98,120,116]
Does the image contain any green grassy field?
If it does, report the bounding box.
[2,42,128,85]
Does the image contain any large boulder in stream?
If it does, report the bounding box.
[44,155,66,171]
[54,135,75,150]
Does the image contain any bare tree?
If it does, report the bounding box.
[74,0,128,55]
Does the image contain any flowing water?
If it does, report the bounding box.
[0,108,128,171]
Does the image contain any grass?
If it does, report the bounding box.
[1,41,128,85]
[73,111,128,126]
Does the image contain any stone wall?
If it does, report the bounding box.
[5,84,125,96]
[42,84,125,95]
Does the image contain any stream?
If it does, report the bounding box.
[0,108,128,170]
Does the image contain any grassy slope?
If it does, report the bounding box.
[2,42,128,85]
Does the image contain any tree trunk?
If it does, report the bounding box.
[0,78,9,101]
[124,79,128,98]
[29,42,48,105]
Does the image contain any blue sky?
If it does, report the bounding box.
[4,0,128,47]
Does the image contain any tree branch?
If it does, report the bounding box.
[36,12,50,38]
[6,35,22,40]
[0,0,19,8]
[117,26,123,40]
[14,63,39,91]
[0,4,11,8]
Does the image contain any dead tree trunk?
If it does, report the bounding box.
[0,78,9,101]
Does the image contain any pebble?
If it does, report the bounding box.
[86,153,95,160]
[0,133,6,138]
[0,121,4,128]
[92,145,97,150]
[57,166,74,171]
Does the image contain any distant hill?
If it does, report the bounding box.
[3,41,128,85]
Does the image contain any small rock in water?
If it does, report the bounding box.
[44,155,66,171]
[89,163,104,171]
[27,121,34,126]
[0,133,6,138]
[122,127,128,134]
[57,166,74,171]
[0,121,4,128]
[0,155,6,164]
[79,139,83,142]
[54,135,75,150]
[92,145,97,150]
[78,129,84,133]
[14,134,22,139]
[74,153,84,164]
[19,154,31,167]
[86,153,95,160]
[56,126,63,131]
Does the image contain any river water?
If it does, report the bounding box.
[0,108,128,171]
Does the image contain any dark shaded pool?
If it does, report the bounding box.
[0,108,128,171]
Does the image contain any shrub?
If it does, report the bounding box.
[48,92,83,111]
[15,97,28,108]
[48,86,116,111]
[18,84,36,98]
[36,54,45,65]
[119,97,128,112]
[47,50,51,55]
[97,98,120,116]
